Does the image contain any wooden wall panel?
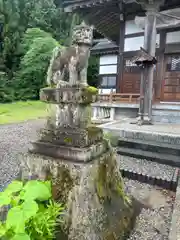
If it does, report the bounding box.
[161,55,180,102]
[122,73,140,93]
[120,58,141,94]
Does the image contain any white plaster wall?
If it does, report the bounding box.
[99,65,117,74]
[125,36,144,51]
[124,34,160,51]
[166,31,180,44]
[99,55,118,65]
[156,34,160,48]
[125,20,143,35]
[98,32,161,74]
[99,55,117,74]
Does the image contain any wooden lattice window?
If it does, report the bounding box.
[100,75,116,88]
[166,56,180,71]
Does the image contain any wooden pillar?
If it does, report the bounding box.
[116,1,125,93]
[141,11,157,124]
[156,30,166,100]
[139,66,148,122]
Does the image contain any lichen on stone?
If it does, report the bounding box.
[95,150,131,207]
[51,164,74,204]
[79,85,98,104]
[87,125,103,138]
[64,137,72,144]
[86,86,98,94]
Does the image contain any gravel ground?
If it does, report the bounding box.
[118,155,176,182]
[0,120,176,240]
[0,119,45,190]
[169,178,180,240]
[124,178,175,240]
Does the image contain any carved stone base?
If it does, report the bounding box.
[39,126,103,148]
[130,116,153,125]
[29,140,108,163]
[137,119,153,126]
[19,149,134,240]
[40,85,98,104]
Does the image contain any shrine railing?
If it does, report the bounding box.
[98,91,140,103]
[92,106,111,122]
[91,91,140,123]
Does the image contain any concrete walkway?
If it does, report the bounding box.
[100,120,180,136]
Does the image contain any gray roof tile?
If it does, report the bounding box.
[91,39,118,53]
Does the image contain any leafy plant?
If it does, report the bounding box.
[87,56,100,88]
[0,180,64,240]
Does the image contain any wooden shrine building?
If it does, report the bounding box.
[63,0,180,124]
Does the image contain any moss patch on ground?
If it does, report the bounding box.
[0,101,47,124]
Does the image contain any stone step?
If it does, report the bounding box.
[153,115,180,124]
[117,133,180,167]
[117,145,180,167]
[153,109,180,117]
[118,135,180,150]
[152,109,180,123]
[118,130,180,150]
[117,154,179,191]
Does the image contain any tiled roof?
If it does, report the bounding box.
[62,0,180,43]
[91,39,118,54]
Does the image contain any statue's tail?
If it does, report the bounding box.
[46,46,61,86]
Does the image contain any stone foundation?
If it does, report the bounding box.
[29,139,108,162]
[19,147,134,240]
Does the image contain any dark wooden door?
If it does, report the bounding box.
[162,55,180,102]
[122,59,141,93]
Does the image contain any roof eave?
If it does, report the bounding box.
[63,0,113,12]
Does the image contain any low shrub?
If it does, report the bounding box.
[0,180,64,240]
[0,73,14,103]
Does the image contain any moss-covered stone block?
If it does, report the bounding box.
[39,125,103,148]
[40,84,98,104]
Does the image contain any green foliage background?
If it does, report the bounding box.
[13,29,59,100]
[0,0,99,103]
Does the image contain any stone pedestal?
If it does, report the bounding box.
[31,84,103,162]
[19,149,133,240]
[19,83,134,239]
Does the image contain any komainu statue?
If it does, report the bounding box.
[47,21,93,87]
[45,21,94,128]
